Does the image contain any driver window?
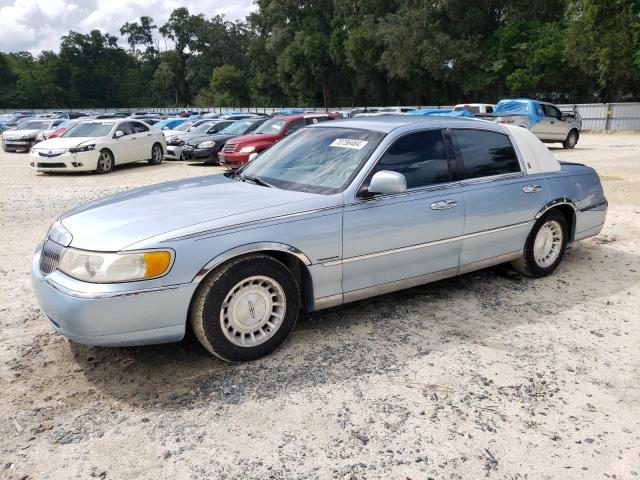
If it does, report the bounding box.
[543,104,562,119]
[117,122,134,136]
[371,130,451,189]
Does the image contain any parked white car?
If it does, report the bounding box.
[29,119,166,174]
[453,103,496,115]
[2,119,67,152]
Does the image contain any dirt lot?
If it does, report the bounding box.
[1,133,639,480]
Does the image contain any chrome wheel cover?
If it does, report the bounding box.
[534,220,563,268]
[567,132,577,147]
[220,275,286,347]
[98,152,112,171]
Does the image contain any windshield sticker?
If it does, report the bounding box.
[329,138,368,149]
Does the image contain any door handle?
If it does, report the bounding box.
[523,184,542,193]
[430,199,457,210]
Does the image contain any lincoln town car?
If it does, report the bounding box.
[32,116,607,361]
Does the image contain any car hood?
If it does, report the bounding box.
[32,137,96,149]
[3,129,40,138]
[58,174,330,251]
[185,133,235,146]
[230,132,280,145]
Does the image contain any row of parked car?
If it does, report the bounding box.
[1,98,582,175]
[355,99,582,149]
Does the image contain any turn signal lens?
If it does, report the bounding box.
[143,251,172,278]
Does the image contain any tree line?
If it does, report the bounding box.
[1,0,639,109]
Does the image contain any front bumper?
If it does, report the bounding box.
[218,152,249,168]
[29,149,98,172]
[166,145,185,159]
[31,248,197,346]
[2,139,34,151]
[182,145,218,162]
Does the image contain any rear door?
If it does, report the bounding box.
[451,128,550,268]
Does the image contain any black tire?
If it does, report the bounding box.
[189,254,300,361]
[95,149,114,174]
[511,209,568,277]
[149,143,163,165]
[563,129,579,149]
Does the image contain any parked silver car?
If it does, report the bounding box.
[32,116,607,361]
[493,99,582,148]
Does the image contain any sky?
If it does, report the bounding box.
[0,0,255,53]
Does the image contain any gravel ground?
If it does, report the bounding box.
[1,133,639,480]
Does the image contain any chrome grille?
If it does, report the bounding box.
[39,240,64,275]
[222,143,237,153]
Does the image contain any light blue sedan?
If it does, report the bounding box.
[32,116,607,361]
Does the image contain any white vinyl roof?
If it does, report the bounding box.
[505,124,561,174]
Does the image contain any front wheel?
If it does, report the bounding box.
[190,254,300,361]
[511,210,568,277]
[95,149,114,174]
[563,130,579,149]
[149,143,163,165]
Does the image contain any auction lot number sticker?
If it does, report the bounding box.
[330,138,368,149]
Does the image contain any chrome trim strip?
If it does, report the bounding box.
[192,242,312,283]
[534,198,577,219]
[45,279,181,299]
[313,294,343,310]
[163,206,342,243]
[342,267,459,304]
[457,250,522,275]
[579,200,608,212]
[321,221,530,266]
[322,250,523,309]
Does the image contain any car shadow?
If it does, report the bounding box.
[68,240,638,409]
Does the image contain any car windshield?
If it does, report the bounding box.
[191,121,216,133]
[19,121,50,130]
[63,122,114,138]
[253,118,287,134]
[174,121,194,132]
[221,119,258,135]
[240,127,385,194]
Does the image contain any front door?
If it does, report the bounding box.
[110,121,135,163]
[532,104,566,141]
[341,129,465,297]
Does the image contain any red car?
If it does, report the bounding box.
[218,113,333,168]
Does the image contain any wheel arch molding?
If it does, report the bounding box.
[534,198,577,241]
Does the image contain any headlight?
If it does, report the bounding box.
[69,144,96,154]
[197,141,215,149]
[239,145,255,154]
[58,248,173,283]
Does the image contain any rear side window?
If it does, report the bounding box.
[453,129,520,179]
[372,130,451,189]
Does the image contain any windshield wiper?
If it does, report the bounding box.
[240,174,274,188]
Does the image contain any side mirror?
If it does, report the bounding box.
[366,170,407,196]
[114,130,125,138]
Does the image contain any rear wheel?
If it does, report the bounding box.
[149,143,163,165]
[95,150,114,174]
[511,210,568,277]
[563,129,579,149]
[190,254,300,361]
